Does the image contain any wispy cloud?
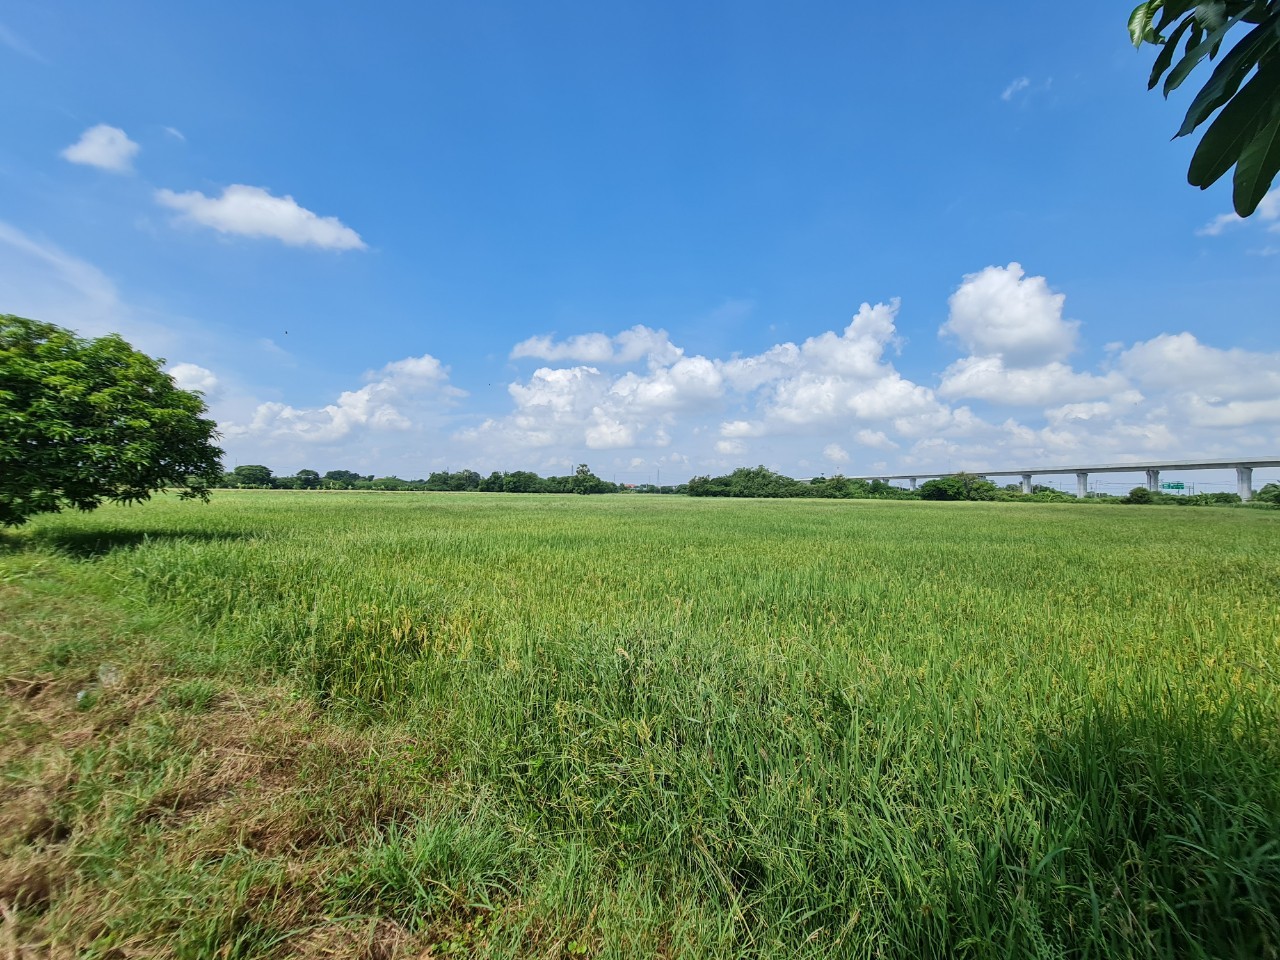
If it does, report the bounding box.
[155,184,367,250]
[1196,188,1280,236]
[61,124,140,173]
[0,21,45,62]
[0,220,194,356]
[1001,76,1031,101]
[0,221,118,314]
[164,126,186,142]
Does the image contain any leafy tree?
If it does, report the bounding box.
[1257,481,1280,503]
[479,471,504,492]
[866,478,919,500]
[427,469,485,491]
[808,475,871,499]
[0,315,223,526]
[502,470,543,493]
[572,463,609,494]
[685,475,716,497]
[919,473,998,501]
[233,464,273,488]
[1125,485,1156,504]
[323,469,365,487]
[296,469,321,489]
[542,474,574,493]
[1130,0,1280,215]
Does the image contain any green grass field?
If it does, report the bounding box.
[3,492,1280,958]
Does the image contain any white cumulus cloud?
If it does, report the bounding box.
[511,325,682,366]
[511,332,613,363]
[226,353,460,443]
[62,124,139,173]
[444,268,1280,479]
[720,420,766,438]
[155,184,366,250]
[611,356,723,411]
[854,429,899,451]
[938,356,1127,406]
[941,263,1077,366]
[1119,332,1280,402]
[167,362,220,397]
[1119,332,1280,427]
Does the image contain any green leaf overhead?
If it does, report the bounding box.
[1163,5,1259,94]
[1133,0,1280,214]
[1233,110,1280,211]
[1188,65,1280,187]
[1130,1,1165,45]
[1150,16,1197,87]
[1175,11,1280,134]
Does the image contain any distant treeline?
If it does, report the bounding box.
[685,467,1034,501]
[217,463,1277,506]
[216,464,686,495]
[688,466,1276,506]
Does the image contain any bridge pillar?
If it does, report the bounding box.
[1076,472,1088,499]
[909,477,917,490]
[1021,473,1033,495]
[1237,465,1253,501]
[1145,468,1160,492]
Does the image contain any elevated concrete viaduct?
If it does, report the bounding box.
[858,458,1280,501]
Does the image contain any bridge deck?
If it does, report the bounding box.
[864,458,1280,480]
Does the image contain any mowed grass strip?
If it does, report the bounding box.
[3,492,1280,958]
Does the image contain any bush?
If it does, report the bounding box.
[1125,486,1155,504]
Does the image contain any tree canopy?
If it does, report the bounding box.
[1130,0,1280,215]
[231,464,273,488]
[918,473,999,501]
[0,315,223,526]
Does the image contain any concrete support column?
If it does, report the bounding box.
[909,477,917,490]
[1237,465,1254,501]
[1076,472,1089,499]
[1146,468,1160,492]
[1021,473,1033,495]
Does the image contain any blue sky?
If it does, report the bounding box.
[3,1,1278,489]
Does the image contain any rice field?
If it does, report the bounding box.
[5,491,1280,958]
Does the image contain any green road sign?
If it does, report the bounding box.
[1160,482,1185,490]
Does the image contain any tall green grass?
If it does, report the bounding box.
[18,493,1280,957]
